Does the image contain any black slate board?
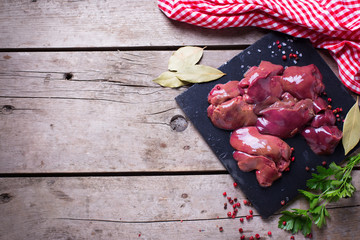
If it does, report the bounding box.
[175,32,358,218]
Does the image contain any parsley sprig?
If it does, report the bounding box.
[278,153,360,237]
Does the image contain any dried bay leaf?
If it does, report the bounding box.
[153,71,187,88]
[152,46,225,87]
[342,96,360,155]
[176,65,226,83]
[168,46,204,71]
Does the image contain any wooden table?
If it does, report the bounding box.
[1,1,359,239]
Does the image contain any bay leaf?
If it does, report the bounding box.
[168,46,204,71]
[152,71,187,88]
[342,96,360,155]
[176,65,225,83]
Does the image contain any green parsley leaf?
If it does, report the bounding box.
[278,210,312,236]
[278,153,360,237]
[312,205,329,228]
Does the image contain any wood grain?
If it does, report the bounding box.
[0,50,341,173]
[0,50,239,173]
[0,173,359,240]
[0,0,267,49]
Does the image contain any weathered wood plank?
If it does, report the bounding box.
[0,50,240,173]
[0,97,222,173]
[0,0,267,49]
[1,173,359,239]
[0,50,341,173]
[0,50,239,89]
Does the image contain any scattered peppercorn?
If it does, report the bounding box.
[255,233,261,239]
[227,212,232,217]
[219,227,223,232]
[246,215,251,220]
[239,228,243,233]
[327,97,332,102]
[291,156,295,162]
[305,166,310,171]
[322,161,327,166]
[290,236,295,240]
[283,221,287,226]
[306,233,313,238]
[223,192,227,197]
[278,45,282,49]
[241,235,245,240]
[240,218,244,223]
[250,236,255,240]
[249,210,253,215]
[268,231,272,236]
[224,203,227,209]
[282,55,287,60]
[234,182,238,187]
[281,200,285,205]
[290,147,294,151]
[243,200,248,205]
[236,202,241,207]
[234,197,238,202]
[276,40,280,44]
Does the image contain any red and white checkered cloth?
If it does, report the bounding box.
[158,0,360,94]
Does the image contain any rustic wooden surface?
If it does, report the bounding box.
[0,1,359,240]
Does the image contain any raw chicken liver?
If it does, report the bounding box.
[207,96,257,130]
[239,61,284,109]
[301,126,343,155]
[208,81,243,105]
[207,61,342,187]
[230,127,291,187]
[256,98,315,138]
[280,64,325,100]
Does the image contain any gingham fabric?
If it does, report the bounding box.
[158,0,360,94]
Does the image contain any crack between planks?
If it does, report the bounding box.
[0,170,228,178]
[0,96,175,105]
[0,45,250,53]
[0,95,133,104]
[55,205,360,224]
[55,216,242,224]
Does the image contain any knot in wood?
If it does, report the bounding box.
[0,193,14,204]
[170,115,188,132]
[1,105,15,114]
